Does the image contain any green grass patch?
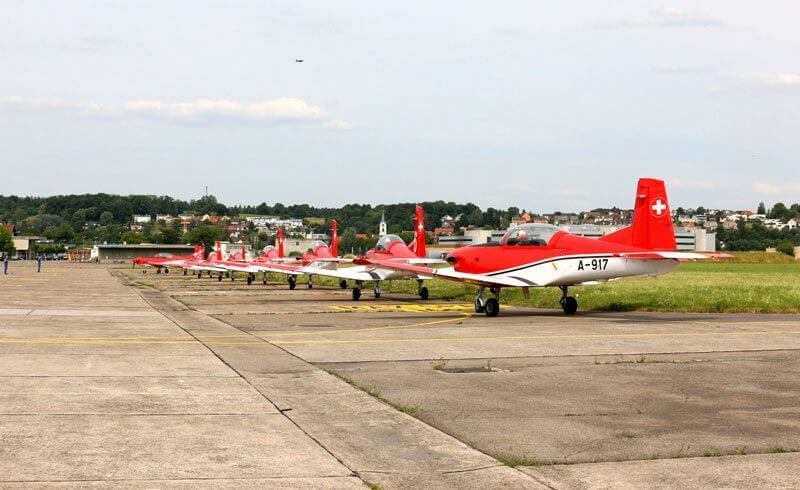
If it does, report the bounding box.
[374,261,800,314]
[326,370,417,416]
[495,455,556,467]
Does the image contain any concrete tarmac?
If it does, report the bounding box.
[2,262,799,488]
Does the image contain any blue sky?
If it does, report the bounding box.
[1,1,799,212]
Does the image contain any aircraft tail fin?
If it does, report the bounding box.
[330,220,339,257]
[413,205,427,258]
[600,178,676,251]
[277,229,285,258]
[215,241,222,261]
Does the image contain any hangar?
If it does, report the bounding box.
[92,244,195,263]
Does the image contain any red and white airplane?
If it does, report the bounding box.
[301,205,445,300]
[354,178,728,316]
[218,224,343,288]
[132,245,205,274]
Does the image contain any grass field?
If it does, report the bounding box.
[288,252,800,314]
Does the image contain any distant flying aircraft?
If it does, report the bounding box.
[295,59,303,63]
[301,205,446,300]
[355,178,729,316]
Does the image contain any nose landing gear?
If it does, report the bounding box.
[417,280,429,300]
[560,286,578,315]
[288,276,297,290]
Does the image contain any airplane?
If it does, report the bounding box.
[353,178,729,316]
[300,205,445,300]
[216,223,343,288]
[132,245,205,274]
[295,59,304,63]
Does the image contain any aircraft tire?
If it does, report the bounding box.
[420,286,429,300]
[484,298,500,317]
[289,278,296,290]
[562,296,578,315]
[183,269,187,275]
[247,275,253,285]
[352,288,361,301]
[308,282,313,289]
[218,274,222,282]
[340,280,347,289]
[164,268,169,274]
[474,298,485,313]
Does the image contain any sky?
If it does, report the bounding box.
[1,1,799,212]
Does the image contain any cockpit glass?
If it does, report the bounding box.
[375,234,403,251]
[502,224,560,246]
[155,253,172,258]
[306,240,326,253]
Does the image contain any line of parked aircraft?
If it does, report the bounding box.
[132,178,728,316]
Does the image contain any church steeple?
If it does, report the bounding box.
[379,211,387,236]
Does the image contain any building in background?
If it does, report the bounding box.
[436,225,716,252]
[92,244,194,263]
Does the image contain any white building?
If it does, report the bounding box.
[379,212,387,236]
[132,215,151,224]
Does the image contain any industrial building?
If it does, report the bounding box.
[436,225,716,252]
[92,244,195,263]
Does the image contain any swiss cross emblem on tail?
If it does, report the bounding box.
[650,197,668,217]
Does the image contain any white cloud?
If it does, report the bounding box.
[655,64,712,73]
[1,96,350,128]
[598,8,724,29]
[727,72,800,89]
[753,181,800,195]
[124,97,325,121]
[322,119,353,130]
[668,178,717,190]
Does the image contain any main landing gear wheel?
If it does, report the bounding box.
[246,274,253,286]
[419,286,429,300]
[561,296,578,315]
[288,277,297,290]
[217,273,223,282]
[374,284,381,299]
[156,269,161,274]
[474,297,485,313]
[352,288,361,301]
[164,268,169,274]
[262,274,267,286]
[339,279,347,289]
[484,298,500,317]
[183,269,187,276]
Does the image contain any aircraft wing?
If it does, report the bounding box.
[353,258,534,287]
[249,262,305,276]
[615,251,732,260]
[395,258,448,265]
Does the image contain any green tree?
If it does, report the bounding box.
[185,224,226,253]
[44,223,77,243]
[468,208,484,227]
[71,209,87,232]
[0,226,14,254]
[769,203,792,221]
[120,230,145,244]
[776,241,795,257]
[99,211,114,226]
[757,202,766,214]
